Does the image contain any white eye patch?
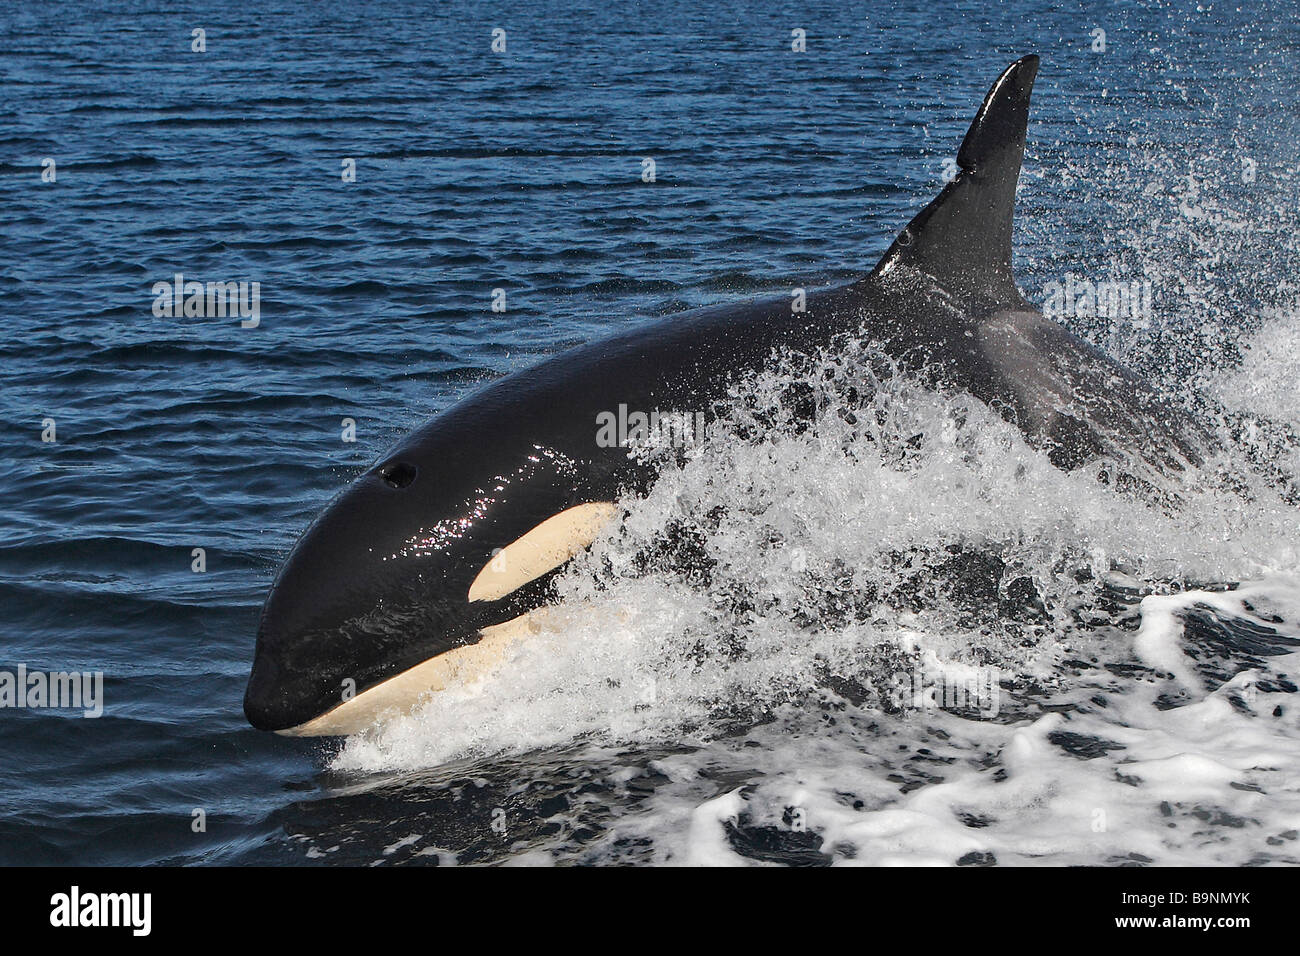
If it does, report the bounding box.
[467,502,618,603]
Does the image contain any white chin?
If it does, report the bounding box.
[275,611,545,737]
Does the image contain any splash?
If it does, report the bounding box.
[332,338,1300,776]
[325,57,1300,865]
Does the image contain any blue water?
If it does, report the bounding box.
[3,0,1299,865]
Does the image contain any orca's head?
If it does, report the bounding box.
[243,437,616,735]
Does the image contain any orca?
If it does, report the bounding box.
[244,54,1209,735]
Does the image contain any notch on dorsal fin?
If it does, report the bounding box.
[870,55,1039,304]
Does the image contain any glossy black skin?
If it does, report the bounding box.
[244,55,1208,732]
[244,284,868,730]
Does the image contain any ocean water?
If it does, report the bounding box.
[3,0,1300,865]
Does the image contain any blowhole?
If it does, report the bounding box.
[379,461,418,489]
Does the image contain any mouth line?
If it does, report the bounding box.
[273,611,546,737]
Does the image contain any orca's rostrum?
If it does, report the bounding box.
[244,56,1207,735]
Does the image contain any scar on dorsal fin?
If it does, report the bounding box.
[870,54,1039,305]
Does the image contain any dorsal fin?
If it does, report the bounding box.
[870,55,1039,304]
